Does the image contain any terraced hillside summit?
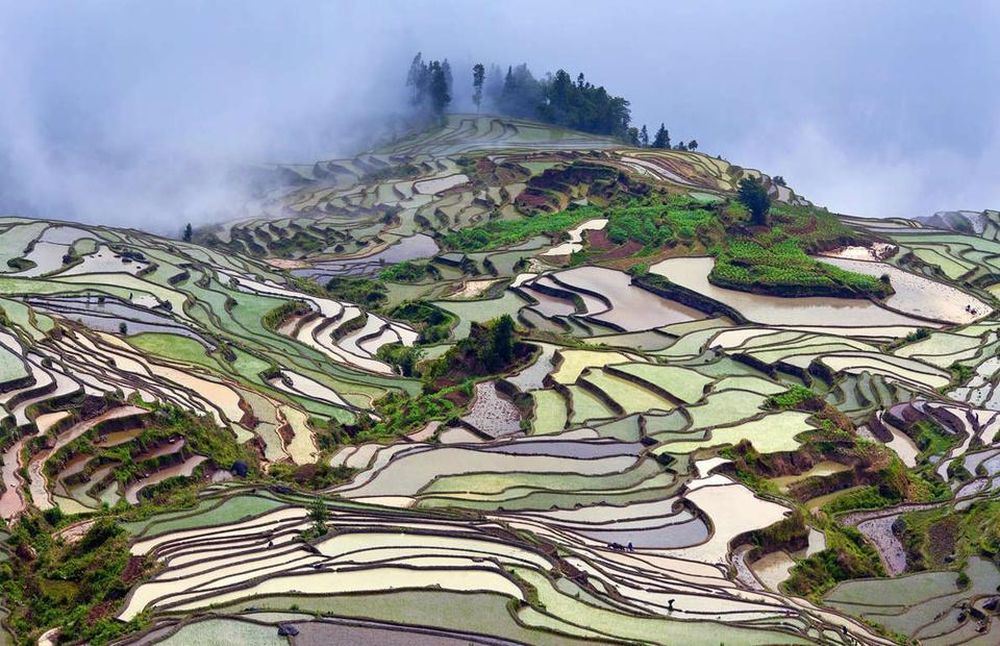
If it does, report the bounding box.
[2,116,1000,645]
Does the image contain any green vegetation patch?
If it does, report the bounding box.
[766,384,821,410]
[124,494,285,537]
[605,195,719,250]
[443,207,596,252]
[324,275,388,308]
[784,522,885,600]
[128,333,214,369]
[711,238,892,299]
[910,419,958,463]
[389,301,455,344]
[359,387,460,441]
[1,516,151,644]
[378,261,433,283]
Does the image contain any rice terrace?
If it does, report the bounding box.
[2,5,1000,645]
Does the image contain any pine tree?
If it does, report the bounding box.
[652,123,670,149]
[472,63,485,112]
[182,223,193,242]
[484,63,504,105]
[441,59,453,96]
[428,60,451,117]
[406,53,428,106]
[639,125,649,147]
[502,65,514,104]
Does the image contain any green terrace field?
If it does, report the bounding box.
[711,238,893,299]
[1,116,1000,645]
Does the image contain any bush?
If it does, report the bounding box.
[363,389,457,440]
[766,385,820,410]
[376,343,423,377]
[324,277,387,308]
[378,261,430,283]
[388,301,455,344]
[261,300,311,330]
[785,524,884,599]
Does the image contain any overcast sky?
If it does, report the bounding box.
[1,0,998,231]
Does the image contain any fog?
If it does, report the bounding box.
[1,1,998,233]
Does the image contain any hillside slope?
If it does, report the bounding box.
[1,117,1000,645]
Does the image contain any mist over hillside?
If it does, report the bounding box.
[1,1,998,230]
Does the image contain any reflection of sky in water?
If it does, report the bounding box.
[822,256,986,324]
[651,257,926,327]
[578,514,709,550]
[27,296,214,348]
[293,233,438,279]
[556,266,705,331]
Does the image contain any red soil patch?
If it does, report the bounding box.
[927,517,959,565]
[87,601,114,624]
[598,240,643,260]
[514,191,554,211]
[121,556,146,584]
[587,229,614,250]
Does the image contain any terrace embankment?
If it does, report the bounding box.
[632,271,747,323]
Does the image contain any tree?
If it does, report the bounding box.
[427,60,451,117]
[773,175,787,186]
[499,63,542,118]
[738,176,771,226]
[459,60,632,138]
[534,68,630,138]
[639,125,649,147]
[308,499,329,537]
[441,58,453,96]
[182,223,193,242]
[484,63,504,105]
[652,123,670,149]
[480,314,515,372]
[472,63,485,111]
[406,52,429,106]
[675,141,687,151]
[491,314,515,366]
[687,139,698,151]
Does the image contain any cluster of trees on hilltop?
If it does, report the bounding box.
[486,65,632,139]
[403,53,700,148]
[636,123,698,151]
[406,53,454,119]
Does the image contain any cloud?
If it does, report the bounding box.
[731,119,1000,218]
[0,1,415,232]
